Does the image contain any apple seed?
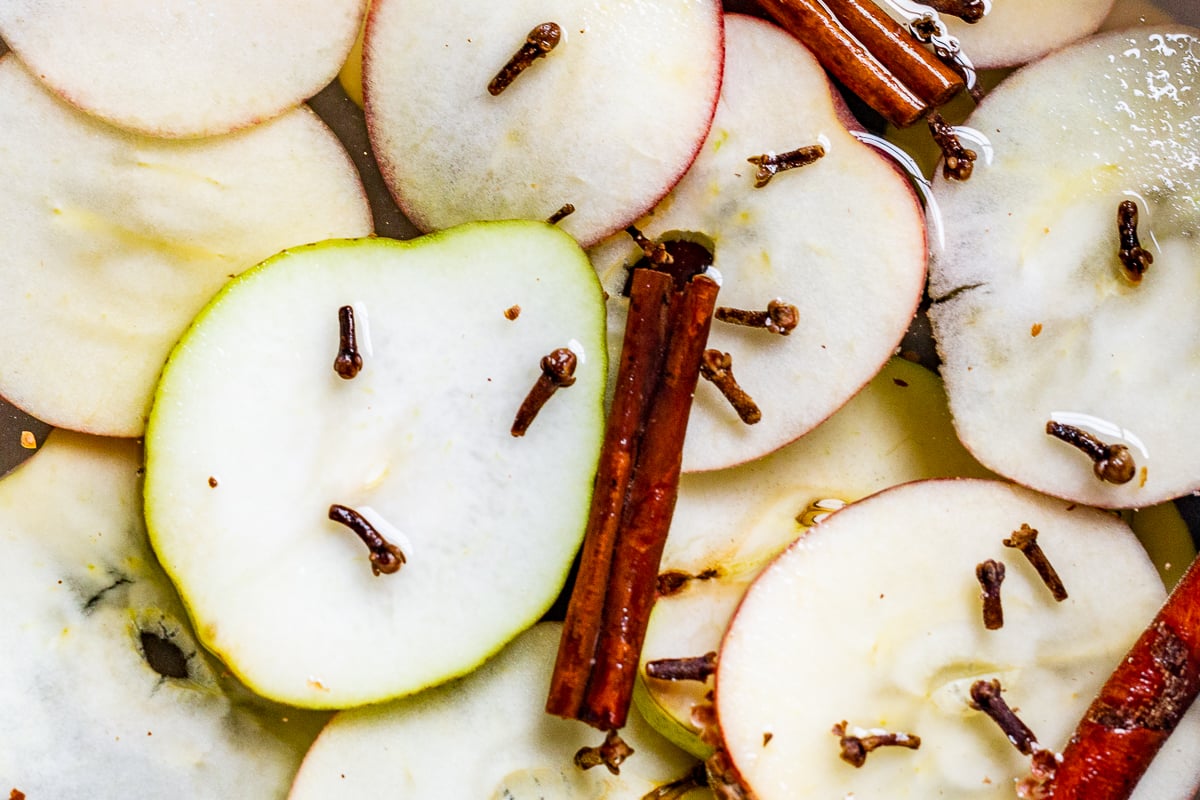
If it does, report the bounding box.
[746,144,825,188]
[510,347,578,437]
[333,305,363,380]
[574,729,634,775]
[487,22,562,96]
[328,503,406,576]
[1118,199,1154,284]
[1044,420,1137,484]
[831,721,921,768]
[927,112,976,181]
[969,678,1041,756]
[1004,523,1068,602]
[976,558,1006,630]
[700,349,761,425]
[715,298,799,335]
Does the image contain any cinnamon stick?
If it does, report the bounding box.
[1025,554,1200,798]
[547,264,719,730]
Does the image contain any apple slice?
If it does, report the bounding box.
[362,0,723,247]
[0,0,366,137]
[589,14,926,472]
[0,54,372,437]
[636,357,995,756]
[0,429,327,798]
[878,0,1115,69]
[928,26,1200,509]
[289,623,709,798]
[715,478,1200,798]
[144,222,607,709]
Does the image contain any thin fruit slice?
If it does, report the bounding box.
[0,54,372,437]
[637,358,994,756]
[144,222,607,709]
[288,623,711,799]
[716,478,1200,798]
[929,27,1200,509]
[363,0,723,247]
[589,14,926,471]
[0,430,326,799]
[0,0,367,137]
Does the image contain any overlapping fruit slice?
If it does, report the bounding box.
[590,14,926,472]
[0,54,372,437]
[144,222,607,708]
[929,26,1200,508]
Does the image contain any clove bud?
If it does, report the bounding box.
[976,559,1006,630]
[832,721,921,767]
[700,349,761,425]
[927,112,976,181]
[715,299,799,335]
[969,678,1041,755]
[334,305,363,379]
[1004,523,1067,601]
[328,504,405,576]
[487,22,562,96]
[511,347,577,437]
[1117,199,1153,283]
[746,144,825,187]
[574,729,634,775]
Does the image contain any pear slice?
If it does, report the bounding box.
[0,0,366,137]
[715,478,1200,798]
[0,54,372,437]
[0,429,326,798]
[144,222,607,709]
[288,623,710,799]
[589,14,926,472]
[637,358,995,756]
[362,0,723,247]
[929,27,1200,509]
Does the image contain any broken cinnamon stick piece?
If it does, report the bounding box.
[1026,553,1200,798]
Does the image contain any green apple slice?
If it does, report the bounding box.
[929,27,1200,509]
[589,14,927,472]
[637,358,995,756]
[0,53,372,437]
[0,429,326,798]
[288,623,711,798]
[144,222,607,708]
[0,0,367,137]
[362,0,723,247]
[715,478,1200,798]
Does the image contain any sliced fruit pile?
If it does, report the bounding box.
[1,1,1200,799]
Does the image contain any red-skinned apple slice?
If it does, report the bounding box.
[0,54,372,437]
[589,14,926,472]
[0,430,327,798]
[288,623,709,799]
[144,222,607,709]
[715,478,1200,798]
[0,0,366,137]
[362,0,723,247]
[929,27,1200,509]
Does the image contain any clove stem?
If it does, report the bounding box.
[511,347,577,437]
[746,144,825,187]
[832,720,921,767]
[645,652,717,682]
[334,305,363,379]
[487,22,562,96]
[1045,420,1136,484]
[328,504,405,576]
[700,349,762,425]
[1004,523,1068,601]
[976,559,1005,630]
[970,678,1040,755]
[1117,200,1153,284]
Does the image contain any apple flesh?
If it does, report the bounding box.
[362,0,723,247]
[144,222,607,709]
[929,26,1200,509]
[589,13,927,472]
[0,0,366,137]
[288,623,709,798]
[0,53,372,437]
[715,478,1200,798]
[636,357,996,756]
[0,430,326,798]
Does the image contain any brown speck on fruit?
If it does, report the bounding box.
[763,732,774,746]
[700,349,761,425]
[1118,200,1153,283]
[657,567,719,596]
[1031,323,1043,337]
[328,504,406,576]
[488,22,562,96]
[746,144,825,187]
[574,729,634,775]
[927,112,976,181]
[546,203,575,225]
[1140,466,1149,487]
[976,559,1006,630]
[11,789,26,800]
[645,652,717,682]
[1045,420,1136,484]
[19,430,35,449]
[715,299,799,335]
[208,476,218,488]
[969,678,1041,755]
[893,378,909,387]
[511,347,577,437]
[1004,523,1067,601]
[832,721,921,767]
[334,305,363,380]
[504,304,521,320]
